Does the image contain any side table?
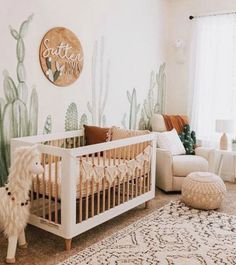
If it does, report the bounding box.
[216,149,236,183]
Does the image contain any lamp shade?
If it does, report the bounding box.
[215,119,234,133]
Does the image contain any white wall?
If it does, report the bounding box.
[165,0,236,115]
[0,0,168,133]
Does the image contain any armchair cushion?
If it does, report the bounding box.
[156,129,186,155]
[173,155,208,177]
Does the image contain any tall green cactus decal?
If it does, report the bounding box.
[65,102,78,131]
[0,14,38,186]
[87,37,110,126]
[139,63,166,130]
[122,88,140,130]
[29,85,38,135]
[156,62,166,114]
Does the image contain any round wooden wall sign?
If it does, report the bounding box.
[39,27,84,86]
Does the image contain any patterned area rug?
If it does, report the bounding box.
[59,201,236,265]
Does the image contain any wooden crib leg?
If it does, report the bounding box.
[65,238,72,251]
[145,201,150,209]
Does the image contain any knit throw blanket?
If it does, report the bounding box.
[162,115,188,133]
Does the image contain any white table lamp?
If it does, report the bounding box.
[215,119,234,150]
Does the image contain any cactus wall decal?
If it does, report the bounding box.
[65,102,78,131]
[43,115,52,134]
[79,113,88,129]
[122,88,140,130]
[139,63,166,130]
[156,62,166,114]
[0,14,38,186]
[87,37,110,126]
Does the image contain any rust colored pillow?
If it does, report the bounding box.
[84,125,111,145]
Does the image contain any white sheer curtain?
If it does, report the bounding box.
[189,14,236,145]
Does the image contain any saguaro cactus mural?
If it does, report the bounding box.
[156,62,166,114]
[122,88,140,130]
[87,37,110,126]
[139,63,166,130]
[0,14,38,186]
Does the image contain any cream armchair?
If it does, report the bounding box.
[152,114,215,192]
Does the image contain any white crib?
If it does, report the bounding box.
[11,130,157,250]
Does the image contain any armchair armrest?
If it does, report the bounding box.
[195,147,215,172]
[156,148,173,191]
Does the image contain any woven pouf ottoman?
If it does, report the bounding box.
[181,172,226,210]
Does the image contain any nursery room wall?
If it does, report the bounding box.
[0,0,168,184]
[165,0,236,115]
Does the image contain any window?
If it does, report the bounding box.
[189,14,236,144]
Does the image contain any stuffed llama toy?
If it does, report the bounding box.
[0,145,44,264]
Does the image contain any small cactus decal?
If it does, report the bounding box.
[122,88,140,130]
[43,115,52,134]
[139,63,166,130]
[87,37,110,126]
[79,113,88,129]
[0,14,39,186]
[65,102,78,131]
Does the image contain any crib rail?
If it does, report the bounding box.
[11,131,156,241]
[75,139,152,224]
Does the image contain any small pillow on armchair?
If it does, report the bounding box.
[156,128,186,155]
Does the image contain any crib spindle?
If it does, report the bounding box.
[54,156,58,224]
[102,178,106,212]
[148,142,151,191]
[42,153,46,219]
[102,151,106,212]
[113,178,116,208]
[113,149,116,208]
[91,178,94,217]
[108,182,111,210]
[48,153,52,222]
[108,150,111,210]
[79,160,83,223]
[97,152,101,215]
[85,180,89,220]
[122,146,126,203]
[91,154,95,217]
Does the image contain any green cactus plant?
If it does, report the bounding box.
[65,103,78,131]
[0,14,38,186]
[179,124,196,155]
[87,37,110,126]
[122,88,140,130]
[139,63,166,130]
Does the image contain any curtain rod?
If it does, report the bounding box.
[189,11,236,20]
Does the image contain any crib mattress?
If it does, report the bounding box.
[32,157,150,199]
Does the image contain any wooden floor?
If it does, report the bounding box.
[0,183,235,265]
